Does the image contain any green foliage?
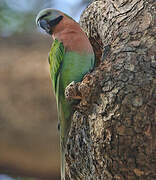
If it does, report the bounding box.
[0,0,48,36]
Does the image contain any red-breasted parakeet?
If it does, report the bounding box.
[36,9,95,180]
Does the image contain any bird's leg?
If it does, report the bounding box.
[65,81,82,101]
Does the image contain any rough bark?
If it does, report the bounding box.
[66,0,156,179]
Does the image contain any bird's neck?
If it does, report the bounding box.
[52,19,93,54]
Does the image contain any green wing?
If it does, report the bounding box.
[49,39,67,180]
[48,39,65,94]
[48,39,95,180]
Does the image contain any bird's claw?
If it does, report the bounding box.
[65,81,81,101]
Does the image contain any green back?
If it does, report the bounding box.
[48,39,65,94]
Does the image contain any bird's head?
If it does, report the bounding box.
[36,8,63,35]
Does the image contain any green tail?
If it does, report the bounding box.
[61,141,65,180]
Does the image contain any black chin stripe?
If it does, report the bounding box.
[49,15,63,27]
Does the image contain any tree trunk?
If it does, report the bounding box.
[66,0,156,179]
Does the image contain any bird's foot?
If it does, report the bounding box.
[65,81,81,101]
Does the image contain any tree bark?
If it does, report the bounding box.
[66,0,156,179]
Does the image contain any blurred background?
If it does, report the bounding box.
[0,0,91,179]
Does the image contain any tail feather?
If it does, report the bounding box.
[61,142,65,180]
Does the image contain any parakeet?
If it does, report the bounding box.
[36,9,95,180]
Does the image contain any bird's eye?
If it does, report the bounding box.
[47,12,51,16]
[39,12,50,20]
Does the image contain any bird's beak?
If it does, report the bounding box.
[37,19,52,35]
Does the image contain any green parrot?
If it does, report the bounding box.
[36,8,95,180]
